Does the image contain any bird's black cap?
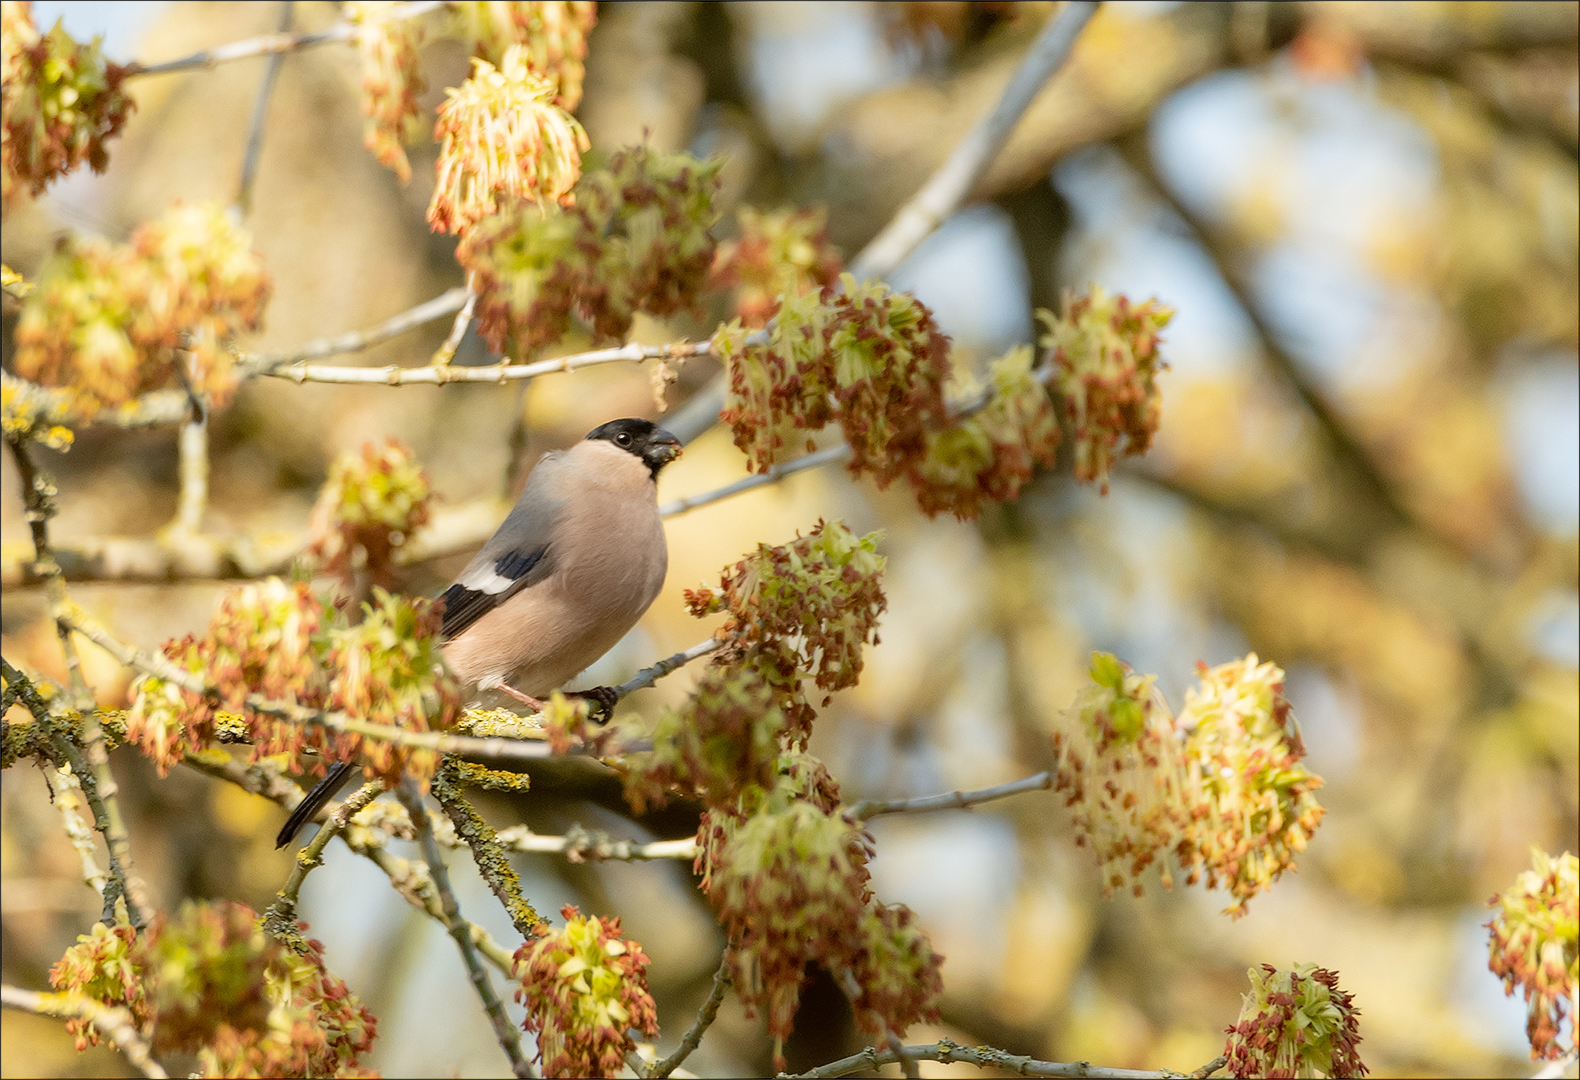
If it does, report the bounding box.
[586,418,682,478]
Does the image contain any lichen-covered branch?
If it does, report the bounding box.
[0,984,167,1079]
[395,778,534,1079]
[432,764,542,937]
[4,436,152,927]
[261,779,383,947]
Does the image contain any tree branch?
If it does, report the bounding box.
[848,1,1099,281]
[236,286,471,376]
[845,771,1054,822]
[232,2,294,217]
[260,779,382,945]
[122,1,444,78]
[648,952,731,1079]
[782,1039,1225,1080]
[613,638,723,698]
[1110,133,1424,538]
[432,765,542,937]
[5,435,153,927]
[178,752,525,978]
[493,824,697,863]
[260,338,713,386]
[0,984,167,1079]
[395,778,534,1079]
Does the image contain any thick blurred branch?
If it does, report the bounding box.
[784,1039,1225,1079]
[123,0,444,78]
[848,0,1098,280]
[1111,133,1426,539]
[0,985,167,1079]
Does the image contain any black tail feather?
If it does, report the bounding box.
[275,761,359,849]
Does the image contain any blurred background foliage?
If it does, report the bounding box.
[2,1,1576,1076]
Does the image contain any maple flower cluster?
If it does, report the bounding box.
[347,1,596,185]
[452,0,596,109]
[718,273,951,482]
[307,438,434,589]
[463,145,723,354]
[684,519,887,742]
[11,202,270,418]
[719,280,1166,518]
[697,777,943,1065]
[514,905,658,1079]
[1,0,134,212]
[912,344,1062,519]
[1051,652,1325,916]
[576,522,936,1064]
[49,899,377,1078]
[1222,963,1367,1079]
[345,0,428,183]
[428,43,589,234]
[1038,286,1173,493]
[711,205,843,326]
[126,580,459,785]
[1486,846,1578,1059]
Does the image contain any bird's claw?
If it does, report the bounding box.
[569,686,618,725]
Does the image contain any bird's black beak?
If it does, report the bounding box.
[645,429,683,473]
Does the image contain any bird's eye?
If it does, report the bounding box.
[616,432,632,446]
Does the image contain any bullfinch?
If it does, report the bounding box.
[275,418,682,847]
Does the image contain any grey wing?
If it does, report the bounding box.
[437,460,566,641]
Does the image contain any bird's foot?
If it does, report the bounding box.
[565,686,618,725]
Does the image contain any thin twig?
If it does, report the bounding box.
[849,1,1099,281]
[0,984,167,1079]
[648,953,732,1079]
[429,283,478,367]
[493,825,697,862]
[845,771,1054,822]
[781,1039,1222,1080]
[261,780,382,944]
[123,0,443,78]
[396,778,535,1079]
[262,339,713,386]
[237,286,471,375]
[614,638,723,698]
[658,445,852,518]
[233,2,294,216]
